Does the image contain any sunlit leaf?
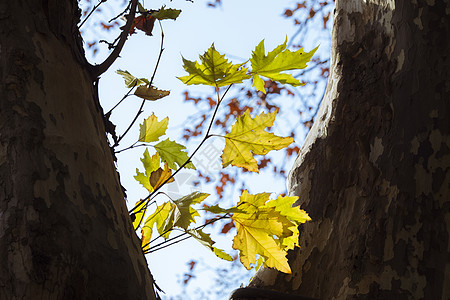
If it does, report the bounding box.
[134,149,160,192]
[250,38,318,93]
[231,190,292,273]
[202,204,243,214]
[172,192,209,229]
[138,113,169,143]
[221,110,293,172]
[135,85,170,101]
[178,44,251,87]
[131,199,147,230]
[116,70,149,88]
[154,138,195,170]
[141,201,174,250]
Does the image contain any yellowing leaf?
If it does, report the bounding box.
[139,113,168,142]
[231,191,293,273]
[172,192,209,230]
[134,149,160,192]
[186,229,233,261]
[131,199,147,230]
[221,110,293,172]
[154,138,195,170]
[134,85,170,101]
[178,44,251,87]
[149,162,175,190]
[141,201,174,250]
[116,69,149,88]
[264,195,311,250]
[250,38,318,93]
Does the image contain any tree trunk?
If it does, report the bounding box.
[0,1,156,299]
[247,0,450,299]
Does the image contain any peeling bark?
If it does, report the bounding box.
[248,0,450,299]
[0,1,156,299]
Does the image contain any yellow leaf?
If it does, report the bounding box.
[138,113,168,142]
[132,199,147,230]
[222,110,293,172]
[231,190,292,273]
[141,201,175,250]
[134,85,170,101]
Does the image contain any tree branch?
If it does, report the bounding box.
[90,0,138,78]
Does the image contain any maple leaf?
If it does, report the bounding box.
[221,109,293,172]
[264,195,311,250]
[134,149,161,192]
[154,138,195,170]
[250,38,318,93]
[141,201,175,250]
[138,113,168,143]
[151,5,182,20]
[116,70,149,88]
[134,85,170,101]
[231,190,293,273]
[178,44,251,87]
[172,192,209,230]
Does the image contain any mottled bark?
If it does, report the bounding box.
[247,0,450,299]
[0,1,156,299]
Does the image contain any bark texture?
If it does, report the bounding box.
[0,1,156,299]
[248,0,450,299]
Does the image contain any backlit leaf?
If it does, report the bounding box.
[231,190,292,273]
[116,70,149,88]
[221,110,293,172]
[154,138,195,170]
[139,113,168,143]
[141,201,174,249]
[178,44,251,87]
[132,199,147,230]
[250,38,318,93]
[172,192,209,230]
[134,149,160,192]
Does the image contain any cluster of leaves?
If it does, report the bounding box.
[180,1,334,229]
[117,26,316,273]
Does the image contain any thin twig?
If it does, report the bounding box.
[78,0,107,30]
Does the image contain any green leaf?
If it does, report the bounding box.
[138,113,169,142]
[178,44,251,87]
[134,149,160,192]
[152,5,182,20]
[172,192,209,230]
[186,229,233,261]
[250,38,318,93]
[116,70,148,88]
[154,138,195,170]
